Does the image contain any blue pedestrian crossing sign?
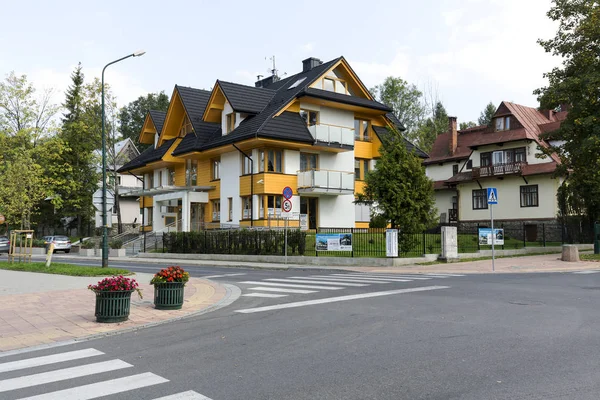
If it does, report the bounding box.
[487,187,498,205]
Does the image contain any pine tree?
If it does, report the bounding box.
[478,102,496,126]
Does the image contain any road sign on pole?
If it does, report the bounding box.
[283,186,293,200]
[93,189,114,212]
[487,187,498,271]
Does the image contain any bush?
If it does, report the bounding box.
[369,215,388,229]
[32,239,46,248]
[81,240,96,249]
[109,240,123,249]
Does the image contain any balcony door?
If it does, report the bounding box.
[300,197,318,230]
[300,153,318,172]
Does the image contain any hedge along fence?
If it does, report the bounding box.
[162,230,308,256]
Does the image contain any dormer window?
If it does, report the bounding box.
[300,109,318,126]
[495,116,511,131]
[322,77,347,94]
[226,113,236,133]
[180,115,193,137]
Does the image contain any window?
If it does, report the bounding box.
[355,159,369,180]
[258,150,265,172]
[226,113,236,133]
[323,77,347,94]
[363,160,370,178]
[354,119,370,141]
[186,160,198,186]
[158,171,163,187]
[453,164,459,176]
[146,173,154,189]
[167,168,175,186]
[241,154,253,175]
[515,147,526,162]
[180,115,193,137]
[212,159,220,180]
[267,195,282,217]
[355,159,361,180]
[147,207,153,225]
[288,77,307,90]
[355,202,371,222]
[520,185,539,207]
[267,149,282,172]
[324,78,335,91]
[241,196,252,219]
[212,200,221,221]
[228,197,233,221]
[300,109,319,127]
[259,195,265,218]
[495,116,511,132]
[472,189,488,210]
[481,148,526,166]
[300,153,318,171]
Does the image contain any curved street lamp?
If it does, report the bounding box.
[101,50,146,268]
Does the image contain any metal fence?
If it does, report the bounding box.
[457,222,593,253]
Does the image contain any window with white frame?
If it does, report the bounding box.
[300,109,319,127]
[212,158,220,180]
[355,202,371,222]
[226,113,236,133]
[241,154,253,175]
[241,196,252,219]
[212,200,220,221]
[267,195,282,217]
[228,197,233,221]
[495,116,511,132]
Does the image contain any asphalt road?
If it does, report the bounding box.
[3,265,600,399]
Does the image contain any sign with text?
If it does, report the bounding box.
[316,233,352,252]
[478,228,504,245]
[281,199,293,218]
[386,229,398,257]
[299,214,308,230]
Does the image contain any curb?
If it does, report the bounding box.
[0,282,241,358]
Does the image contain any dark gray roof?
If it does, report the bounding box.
[301,88,392,112]
[217,81,276,114]
[171,121,221,156]
[118,139,176,172]
[176,86,211,132]
[385,113,406,131]
[148,110,166,134]
[372,126,428,158]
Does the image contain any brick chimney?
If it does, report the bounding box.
[448,116,457,156]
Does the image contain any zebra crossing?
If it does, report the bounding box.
[572,270,600,274]
[0,348,212,400]
[237,272,463,299]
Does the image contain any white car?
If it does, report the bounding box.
[45,235,71,253]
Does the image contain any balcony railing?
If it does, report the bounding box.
[308,124,354,147]
[473,161,526,178]
[297,169,354,194]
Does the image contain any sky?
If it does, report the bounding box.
[0,0,559,125]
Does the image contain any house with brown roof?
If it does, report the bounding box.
[424,101,566,229]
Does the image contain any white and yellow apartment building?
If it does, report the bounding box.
[119,57,426,232]
[424,101,566,234]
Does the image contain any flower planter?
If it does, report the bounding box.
[153,282,185,310]
[80,248,96,257]
[109,248,126,257]
[93,290,134,323]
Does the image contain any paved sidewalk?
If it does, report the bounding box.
[0,270,230,352]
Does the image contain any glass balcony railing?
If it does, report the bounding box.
[297,169,354,194]
[308,124,354,147]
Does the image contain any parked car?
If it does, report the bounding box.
[0,236,9,254]
[44,235,71,253]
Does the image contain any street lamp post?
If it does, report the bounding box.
[101,50,146,268]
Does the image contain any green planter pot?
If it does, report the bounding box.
[153,282,185,310]
[93,290,134,323]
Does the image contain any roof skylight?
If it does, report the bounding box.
[288,77,307,90]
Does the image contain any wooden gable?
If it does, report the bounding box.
[202,82,226,123]
[157,87,187,147]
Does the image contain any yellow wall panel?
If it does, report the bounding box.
[174,164,186,186]
[371,134,383,158]
[355,180,366,195]
[139,196,153,208]
[354,141,372,159]
[263,174,298,194]
[355,222,369,229]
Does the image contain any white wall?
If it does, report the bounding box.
[434,190,456,223]
[118,174,141,188]
[220,151,240,223]
[458,175,561,221]
[319,150,354,172]
[319,196,355,228]
[221,102,242,135]
[319,106,353,128]
[116,198,142,224]
[284,150,300,174]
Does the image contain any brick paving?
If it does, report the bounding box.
[0,276,227,352]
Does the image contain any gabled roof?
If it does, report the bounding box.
[176,86,212,132]
[148,110,166,134]
[300,88,392,112]
[372,126,428,158]
[117,139,176,173]
[217,80,276,114]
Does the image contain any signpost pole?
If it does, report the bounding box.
[491,204,495,272]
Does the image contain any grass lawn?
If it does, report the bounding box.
[0,261,131,276]
[580,253,600,261]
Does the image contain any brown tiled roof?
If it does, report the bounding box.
[433,180,451,190]
[521,162,558,176]
[422,127,484,165]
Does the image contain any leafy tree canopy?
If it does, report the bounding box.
[118,92,169,150]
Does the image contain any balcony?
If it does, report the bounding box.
[308,124,354,148]
[472,161,526,178]
[297,169,354,195]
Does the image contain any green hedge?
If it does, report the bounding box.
[163,229,307,256]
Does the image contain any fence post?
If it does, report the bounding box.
[477,223,480,251]
[523,222,526,248]
[351,228,355,258]
[316,228,319,257]
[542,223,546,247]
[422,232,426,255]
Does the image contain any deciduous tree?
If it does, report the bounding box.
[118,92,169,150]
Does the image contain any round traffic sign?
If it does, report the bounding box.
[282,186,293,200]
[282,199,293,213]
[0,214,4,224]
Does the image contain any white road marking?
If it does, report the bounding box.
[243,293,288,298]
[203,273,247,278]
[248,287,317,294]
[342,273,432,280]
[235,286,450,314]
[0,348,104,373]
[239,281,344,290]
[265,278,369,287]
[0,360,132,392]
[329,274,412,282]
[17,372,168,400]
[423,273,465,277]
[307,276,389,284]
[152,390,213,399]
[573,270,600,274]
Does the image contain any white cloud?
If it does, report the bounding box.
[301,42,315,53]
[351,51,412,89]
